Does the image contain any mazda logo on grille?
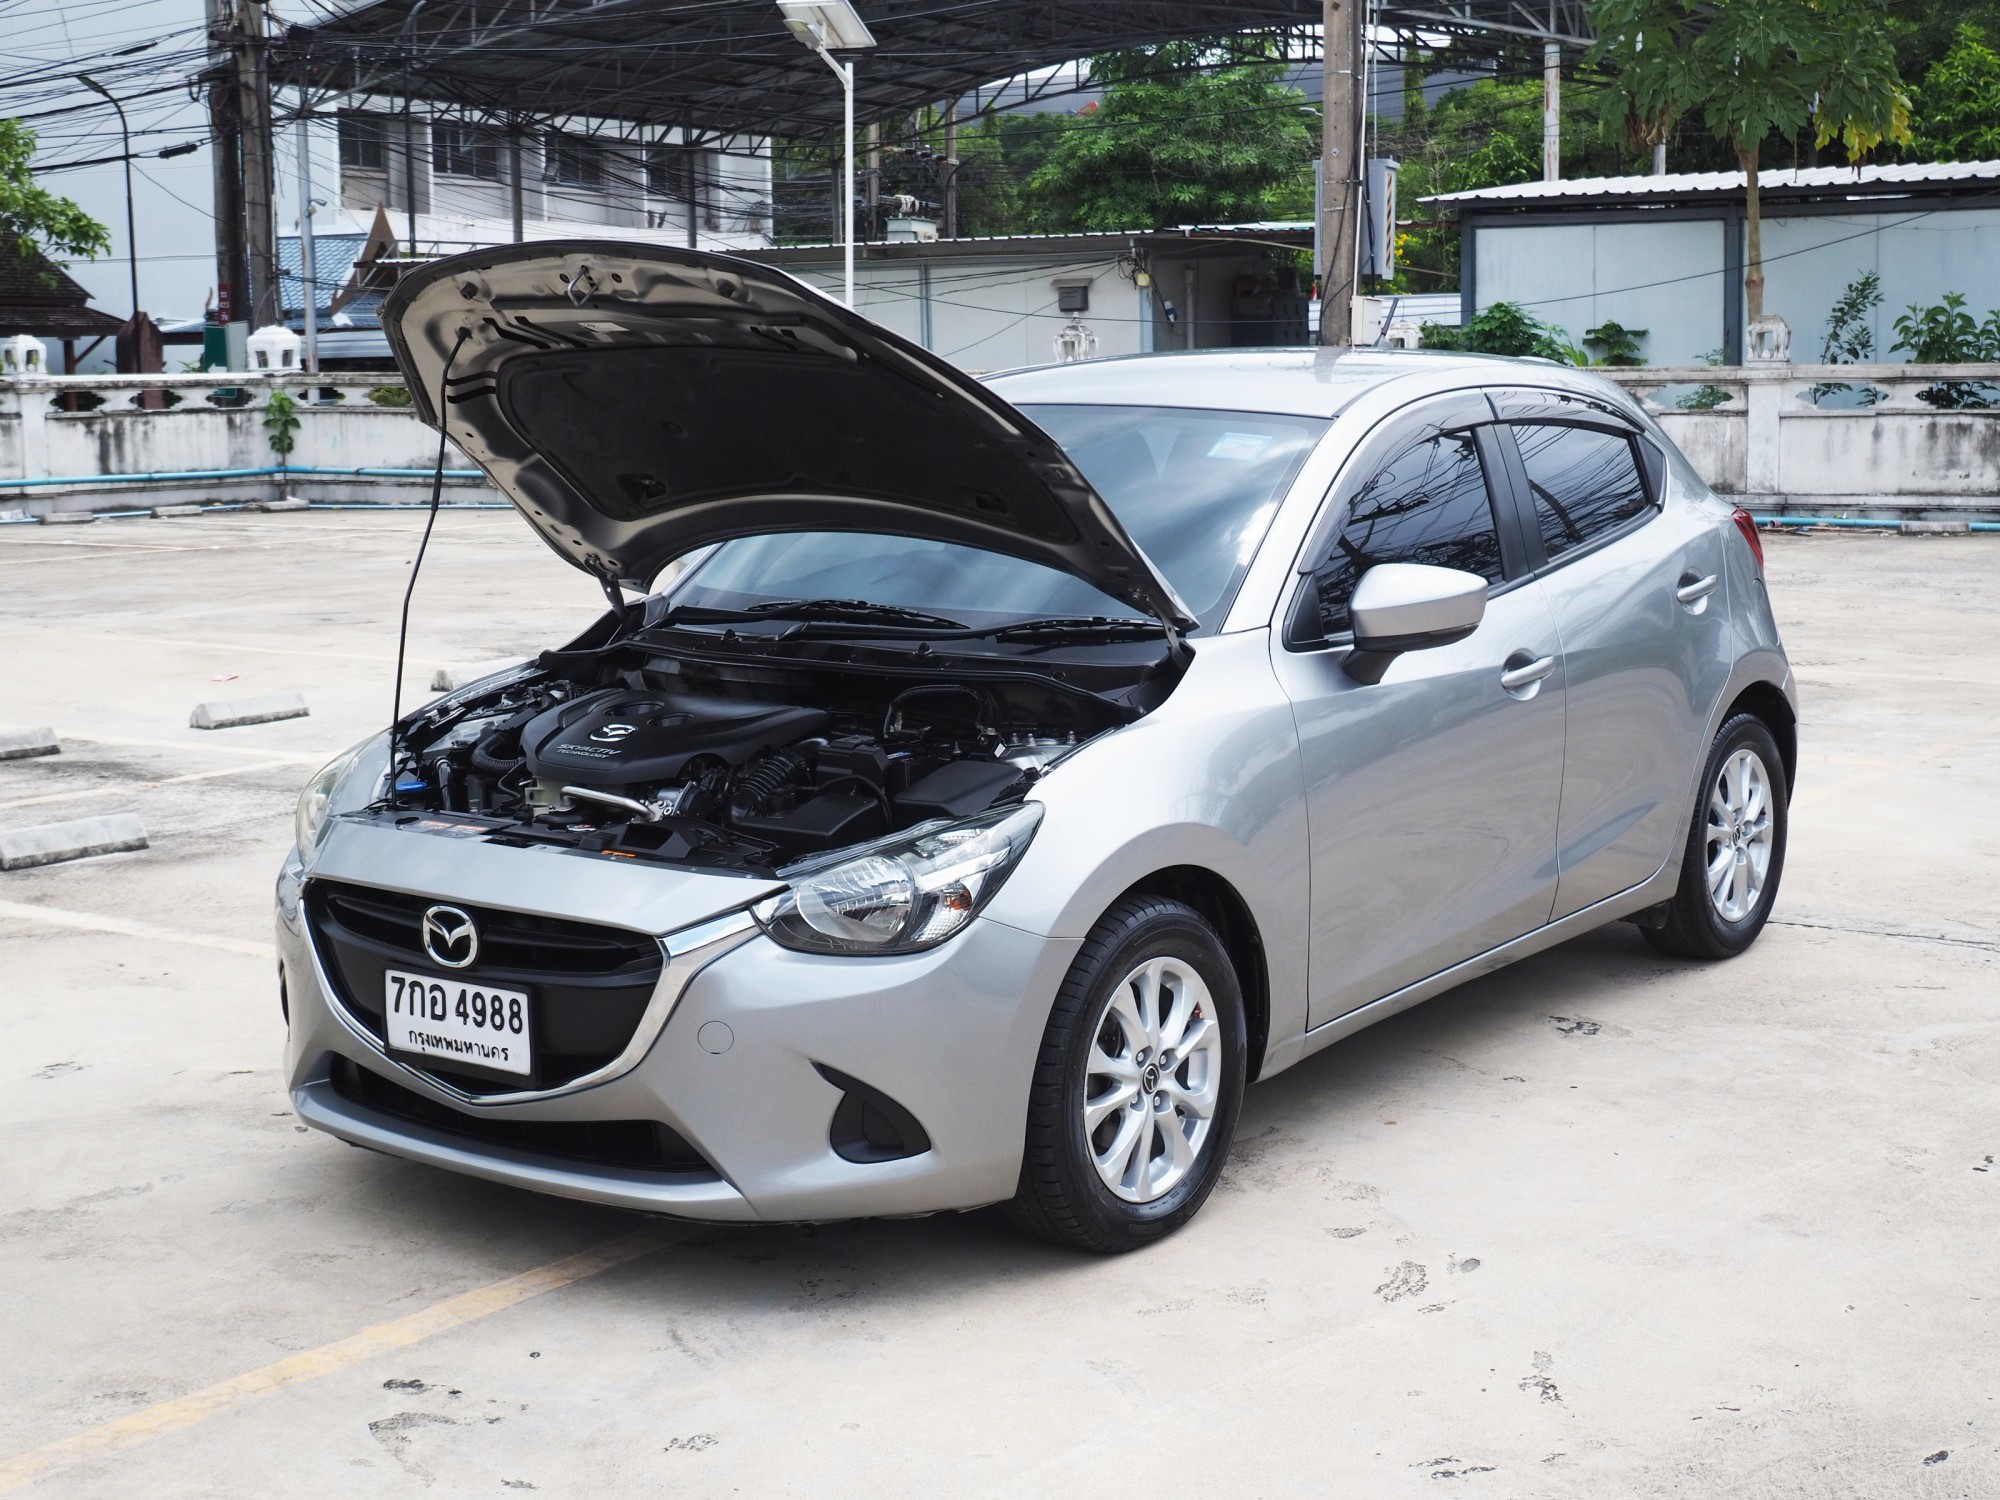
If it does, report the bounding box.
[421,905,479,969]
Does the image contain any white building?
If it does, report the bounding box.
[1429,160,2000,366]
[13,0,772,370]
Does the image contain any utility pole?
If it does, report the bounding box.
[1317,0,1359,346]
[864,120,880,241]
[235,0,279,329]
[942,95,958,238]
[296,112,320,374]
[1542,40,1561,182]
[205,0,247,365]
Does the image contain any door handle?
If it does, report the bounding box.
[1676,572,1719,605]
[1499,653,1557,691]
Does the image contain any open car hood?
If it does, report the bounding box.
[383,242,1197,630]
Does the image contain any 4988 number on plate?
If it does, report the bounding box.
[384,969,533,1077]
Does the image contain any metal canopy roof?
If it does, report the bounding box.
[275,0,1595,141]
[1426,159,2000,207]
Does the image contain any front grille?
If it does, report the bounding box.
[305,879,665,1095]
[328,1056,714,1177]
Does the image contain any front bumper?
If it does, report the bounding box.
[278,853,1079,1222]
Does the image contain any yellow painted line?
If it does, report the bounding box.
[0,899,276,959]
[0,1227,680,1494]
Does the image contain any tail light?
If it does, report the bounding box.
[1731,508,1764,572]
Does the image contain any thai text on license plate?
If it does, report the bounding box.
[384,970,532,1077]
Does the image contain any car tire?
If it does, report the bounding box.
[1644,712,1790,960]
[1005,895,1246,1253]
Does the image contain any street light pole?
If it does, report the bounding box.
[842,56,855,305]
[297,112,321,378]
[776,2,878,309]
[77,73,139,318]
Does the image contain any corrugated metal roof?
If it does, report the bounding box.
[277,233,368,315]
[1425,159,2000,206]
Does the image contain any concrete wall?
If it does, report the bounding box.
[1603,363,2000,518]
[8,363,1996,523]
[0,374,492,516]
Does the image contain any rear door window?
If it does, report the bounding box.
[1305,431,1504,637]
[1511,424,1652,560]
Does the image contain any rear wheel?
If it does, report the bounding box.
[1644,713,1789,959]
[1006,896,1246,1253]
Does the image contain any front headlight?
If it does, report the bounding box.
[754,803,1044,956]
[295,745,361,854]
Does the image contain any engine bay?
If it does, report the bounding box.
[372,629,1167,873]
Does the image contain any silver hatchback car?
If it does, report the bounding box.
[278,244,1796,1252]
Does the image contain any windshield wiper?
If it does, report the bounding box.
[665,597,969,631]
[983,615,1169,642]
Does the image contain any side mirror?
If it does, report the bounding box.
[1343,562,1487,684]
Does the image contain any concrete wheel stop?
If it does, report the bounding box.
[190,693,310,729]
[0,814,149,871]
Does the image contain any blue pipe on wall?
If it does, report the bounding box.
[0,464,484,489]
[1751,513,2000,533]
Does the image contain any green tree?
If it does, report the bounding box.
[1909,23,2000,160]
[1588,0,1912,323]
[0,118,110,264]
[1024,40,1317,231]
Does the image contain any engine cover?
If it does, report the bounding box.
[521,687,830,788]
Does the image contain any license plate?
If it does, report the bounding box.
[384,970,533,1077]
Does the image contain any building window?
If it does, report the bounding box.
[433,123,501,180]
[546,133,604,189]
[338,113,387,172]
[644,143,679,197]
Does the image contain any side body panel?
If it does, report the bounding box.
[1538,496,1736,917]
[1272,581,1566,1026]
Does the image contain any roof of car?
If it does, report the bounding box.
[983,347,1561,418]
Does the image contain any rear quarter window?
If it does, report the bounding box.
[1512,424,1654,560]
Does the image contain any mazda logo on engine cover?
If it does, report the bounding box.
[421,905,479,969]
[589,722,637,743]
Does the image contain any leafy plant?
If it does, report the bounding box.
[1420,301,1571,359]
[1890,293,2000,407]
[263,388,301,460]
[1909,23,2000,160]
[0,117,110,263]
[1811,272,1884,405]
[1677,349,1735,410]
[1584,320,1649,366]
[1589,0,1912,323]
[366,384,412,408]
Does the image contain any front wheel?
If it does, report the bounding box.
[1006,896,1246,1253]
[1645,712,1789,960]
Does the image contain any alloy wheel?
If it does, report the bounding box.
[1705,746,1774,922]
[1083,955,1223,1203]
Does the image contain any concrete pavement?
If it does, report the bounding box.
[0,513,1993,1497]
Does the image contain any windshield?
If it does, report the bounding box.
[670,404,1327,631]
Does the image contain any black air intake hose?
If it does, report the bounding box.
[729,742,823,817]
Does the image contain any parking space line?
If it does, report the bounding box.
[62,735,338,765]
[0,900,276,959]
[0,763,306,813]
[0,1226,682,1494]
[8,628,396,663]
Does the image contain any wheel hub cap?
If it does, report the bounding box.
[1704,747,1774,923]
[1082,956,1223,1204]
